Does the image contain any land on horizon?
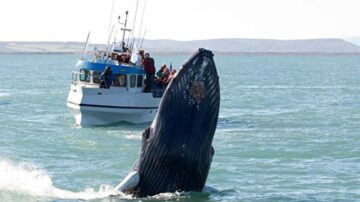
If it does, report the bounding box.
[1,38,360,54]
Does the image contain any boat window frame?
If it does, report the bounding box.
[92,71,101,84]
[113,74,127,87]
[137,74,143,88]
[129,74,137,88]
[79,69,90,83]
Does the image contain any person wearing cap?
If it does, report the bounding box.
[143,53,156,92]
[156,64,167,77]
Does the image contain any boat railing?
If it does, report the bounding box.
[71,71,79,85]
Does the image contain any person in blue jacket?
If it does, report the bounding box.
[100,66,114,89]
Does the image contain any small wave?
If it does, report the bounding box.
[236,85,360,90]
[147,188,225,200]
[123,134,141,140]
[0,159,130,200]
[0,92,10,97]
[0,101,10,105]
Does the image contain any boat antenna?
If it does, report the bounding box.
[81,31,91,60]
[107,0,116,45]
[130,0,140,50]
[137,0,147,48]
[120,11,132,51]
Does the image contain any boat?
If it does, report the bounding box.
[67,8,164,126]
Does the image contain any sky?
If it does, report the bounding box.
[0,0,360,43]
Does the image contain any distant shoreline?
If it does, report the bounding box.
[2,38,360,55]
[2,51,360,55]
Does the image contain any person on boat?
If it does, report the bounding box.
[136,50,145,67]
[100,66,114,89]
[110,52,118,61]
[155,64,166,87]
[156,64,166,77]
[155,64,171,87]
[143,53,156,92]
[113,41,128,53]
[162,65,170,78]
[124,54,131,63]
[121,41,129,52]
[163,69,176,85]
[139,49,145,59]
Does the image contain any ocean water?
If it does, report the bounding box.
[0,53,360,202]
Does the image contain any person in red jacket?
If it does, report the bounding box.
[143,53,156,92]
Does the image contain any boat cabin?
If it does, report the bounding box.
[71,60,145,92]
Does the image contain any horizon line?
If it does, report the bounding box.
[0,37,356,44]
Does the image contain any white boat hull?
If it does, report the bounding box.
[67,84,161,126]
[67,102,158,126]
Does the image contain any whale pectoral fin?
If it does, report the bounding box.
[114,171,140,192]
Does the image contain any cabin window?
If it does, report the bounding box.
[113,74,127,87]
[79,69,90,82]
[130,75,136,88]
[137,75,143,87]
[93,72,101,84]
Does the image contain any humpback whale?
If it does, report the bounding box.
[115,48,220,197]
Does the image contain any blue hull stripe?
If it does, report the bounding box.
[68,101,158,109]
[77,60,145,75]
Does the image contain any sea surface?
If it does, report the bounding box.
[0,53,359,202]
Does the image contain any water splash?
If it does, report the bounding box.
[0,159,129,200]
[0,159,196,201]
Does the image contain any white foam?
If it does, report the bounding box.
[150,191,185,200]
[0,159,130,200]
[0,159,201,201]
[123,134,141,140]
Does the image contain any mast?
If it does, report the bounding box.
[121,10,132,51]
